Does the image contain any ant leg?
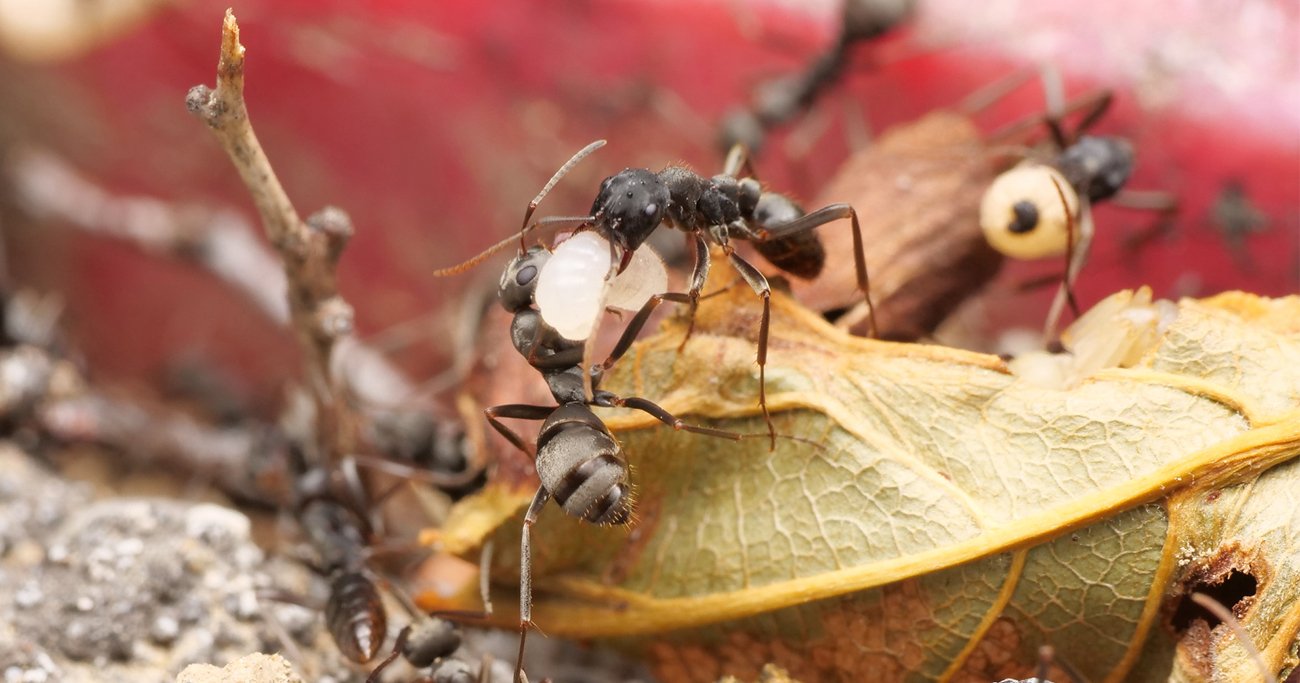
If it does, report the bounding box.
[599,292,693,373]
[365,623,412,683]
[757,202,878,338]
[1068,89,1114,141]
[1114,189,1179,259]
[596,393,751,441]
[957,66,1038,116]
[723,252,776,450]
[987,88,1114,148]
[484,405,553,456]
[722,143,758,179]
[678,233,712,350]
[516,487,551,683]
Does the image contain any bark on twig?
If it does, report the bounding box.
[184,9,359,463]
[5,148,439,421]
[9,147,290,323]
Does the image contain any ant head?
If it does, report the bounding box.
[980,163,1081,259]
[499,246,551,313]
[1057,135,1134,203]
[590,168,670,253]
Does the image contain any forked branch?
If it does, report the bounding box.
[185,9,358,460]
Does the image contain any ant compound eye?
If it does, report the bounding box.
[498,248,550,312]
[1009,200,1039,234]
[643,202,658,217]
[980,164,1080,260]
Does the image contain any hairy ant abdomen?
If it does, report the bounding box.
[324,570,387,663]
[751,192,826,279]
[535,404,632,526]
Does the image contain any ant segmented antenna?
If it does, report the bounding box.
[432,140,607,278]
[520,139,607,251]
[1044,173,1085,340]
[431,215,593,277]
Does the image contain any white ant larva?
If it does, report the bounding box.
[534,231,667,341]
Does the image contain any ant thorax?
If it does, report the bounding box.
[534,231,667,341]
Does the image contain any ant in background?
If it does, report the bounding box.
[978,84,1178,340]
[489,245,802,683]
[275,446,492,682]
[719,0,918,155]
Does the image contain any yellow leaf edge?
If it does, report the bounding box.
[527,409,1300,638]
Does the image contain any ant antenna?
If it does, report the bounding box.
[431,215,593,277]
[433,139,605,278]
[1190,592,1278,683]
[520,139,607,251]
[1043,174,1084,342]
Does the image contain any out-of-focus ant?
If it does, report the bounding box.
[719,0,918,154]
[277,455,491,683]
[978,86,1177,340]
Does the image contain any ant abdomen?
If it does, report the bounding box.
[751,193,826,279]
[324,571,387,663]
[535,404,632,526]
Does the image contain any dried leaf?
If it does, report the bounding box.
[437,262,1300,683]
[788,111,1005,339]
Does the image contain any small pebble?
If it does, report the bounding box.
[15,581,42,608]
[150,614,180,645]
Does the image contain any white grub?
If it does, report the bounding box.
[536,232,666,341]
[604,241,668,312]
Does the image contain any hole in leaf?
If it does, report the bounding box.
[1171,569,1257,632]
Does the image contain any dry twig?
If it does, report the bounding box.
[185,9,359,463]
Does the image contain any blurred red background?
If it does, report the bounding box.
[1,0,1295,410]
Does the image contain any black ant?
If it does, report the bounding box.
[488,245,797,683]
[280,457,490,683]
[979,88,1177,339]
[579,144,878,443]
[719,0,918,154]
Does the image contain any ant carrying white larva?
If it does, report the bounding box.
[438,140,879,447]
[491,244,812,683]
[978,88,1176,341]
